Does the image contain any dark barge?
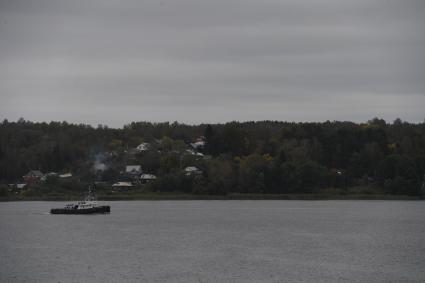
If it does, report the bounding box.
[50,205,110,214]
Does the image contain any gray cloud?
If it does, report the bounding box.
[1,0,424,127]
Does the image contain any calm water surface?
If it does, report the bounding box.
[1,201,424,283]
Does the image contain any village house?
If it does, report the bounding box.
[140,173,156,184]
[123,165,142,182]
[23,170,44,184]
[125,165,142,175]
[16,183,27,189]
[59,173,73,178]
[136,142,150,152]
[190,137,205,150]
[6,183,27,195]
[184,166,202,176]
[8,183,27,191]
[112,181,133,191]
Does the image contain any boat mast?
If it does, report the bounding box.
[86,184,97,202]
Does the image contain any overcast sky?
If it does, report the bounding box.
[0,0,424,127]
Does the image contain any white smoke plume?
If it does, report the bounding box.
[93,153,107,171]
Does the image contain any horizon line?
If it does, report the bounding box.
[2,116,423,130]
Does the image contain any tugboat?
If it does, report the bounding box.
[50,185,110,214]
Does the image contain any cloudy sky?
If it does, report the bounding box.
[0,0,424,127]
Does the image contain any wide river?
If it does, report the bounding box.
[0,201,424,282]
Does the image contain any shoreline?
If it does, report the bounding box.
[0,193,421,201]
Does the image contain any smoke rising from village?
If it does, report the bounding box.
[93,153,107,172]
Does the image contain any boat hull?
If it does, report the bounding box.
[50,206,110,214]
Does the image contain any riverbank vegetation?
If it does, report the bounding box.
[1,118,424,200]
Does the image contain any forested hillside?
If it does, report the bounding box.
[1,118,425,197]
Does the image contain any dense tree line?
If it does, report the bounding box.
[1,118,425,196]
